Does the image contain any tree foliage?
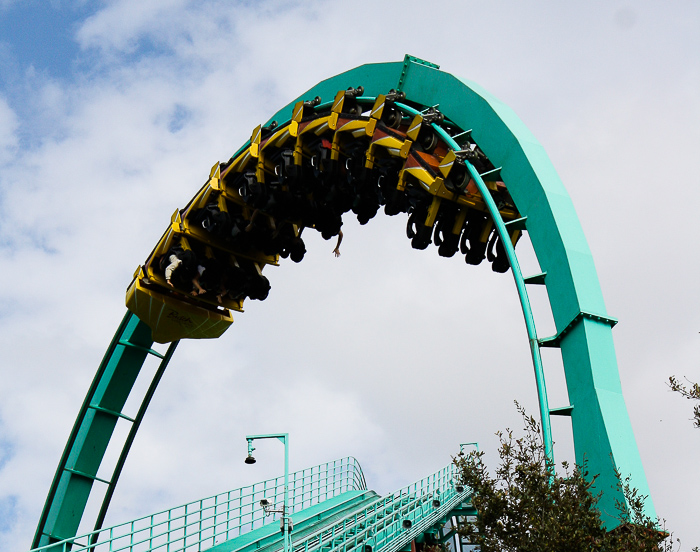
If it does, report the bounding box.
[453,403,686,551]
[668,376,700,429]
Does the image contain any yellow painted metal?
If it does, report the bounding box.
[330,130,342,162]
[452,207,468,235]
[328,111,339,131]
[406,114,423,141]
[370,94,387,120]
[331,90,345,113]
[370,133,407,157]
[438,149,456,178]
[224,150,252,176]
[126,275,233,343]
[396,169,407,191]
[250,125,262,158]
[425,196,442,227]
[255,154,266,183]
[209,161,220,180]
[128,85,522,343]
[265,127,292,148]
[292,100,304,122]
[335,117,371,136]
[362,118,378,137]
[297,115,331,138]
[479,218,493,243]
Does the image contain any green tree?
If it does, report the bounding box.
[454,403,685,551]
[668,376,700,428]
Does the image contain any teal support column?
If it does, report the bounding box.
[33,312,176,548]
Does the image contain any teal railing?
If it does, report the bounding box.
[291,463,470,552]
[30,457,366,552]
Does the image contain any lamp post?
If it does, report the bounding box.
[459,442,479,454]
[244,433,291,552]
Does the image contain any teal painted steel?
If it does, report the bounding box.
[25,460,469,552]
[36,56,654,545]
[400,62,652,524]
[461,145,555,463]
[33,312,178,549]
[244,434,291,552]
[209,490,381,552]
[323,465,469,552]
[90,337,179,545]
[28,457,367,552]
[394,100,555,464]
[217,463,470,552]
[257,56,653,524]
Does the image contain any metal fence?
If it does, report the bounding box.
[30,457,367,552]
[290,463,470,552]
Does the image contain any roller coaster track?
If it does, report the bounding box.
[31,55,655,550]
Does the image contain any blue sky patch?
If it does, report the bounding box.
[0,435,14,472]
[0,495,18,532]
[0,1,97,82]
[167,104,190,133]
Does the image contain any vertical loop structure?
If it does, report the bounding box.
[34,55,654,548]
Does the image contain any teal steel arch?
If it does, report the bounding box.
[33,56,654,548]
[264,55,654,523]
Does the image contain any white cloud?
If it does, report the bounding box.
[76,0,190,54]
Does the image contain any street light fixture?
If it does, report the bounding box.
[244,433,291,552]
[459,442,479,455]
[245,438,257,464]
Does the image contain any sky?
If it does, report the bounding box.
[0,0,698,550]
